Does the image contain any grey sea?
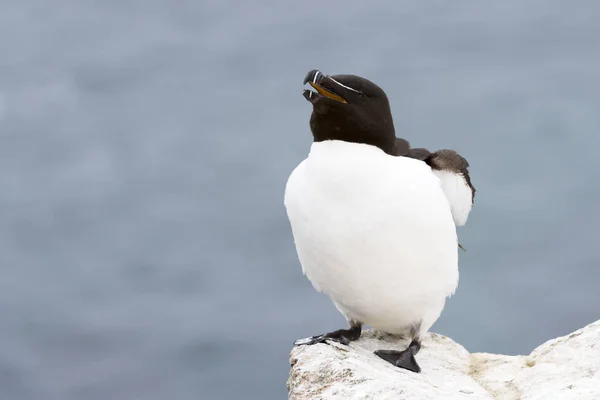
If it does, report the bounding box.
[1,1,599,399]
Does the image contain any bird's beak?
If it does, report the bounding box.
[303,69,348,104]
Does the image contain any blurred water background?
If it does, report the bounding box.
[1,1,599,399]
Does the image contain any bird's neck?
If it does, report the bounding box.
[312,130,396,156]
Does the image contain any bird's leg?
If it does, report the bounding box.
[294,321,362,346]
[374,339,422,373]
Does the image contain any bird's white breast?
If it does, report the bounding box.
[284,141,459,335]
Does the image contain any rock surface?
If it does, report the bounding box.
[287,320,600,400]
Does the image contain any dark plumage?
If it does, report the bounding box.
[394,138,431,161]
[303,70,396,155]
[395,139,476,203]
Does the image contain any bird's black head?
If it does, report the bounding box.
[303,69,396,155]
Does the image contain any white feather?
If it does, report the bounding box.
[432,170,473,227]
[284,140,459,337]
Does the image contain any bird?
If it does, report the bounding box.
[284,69,475,373]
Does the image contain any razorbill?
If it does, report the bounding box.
[284,70,475,373]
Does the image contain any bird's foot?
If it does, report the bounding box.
[374,340,422,373]
[294,325,361,346]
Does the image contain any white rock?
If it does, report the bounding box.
[287,320,600,400]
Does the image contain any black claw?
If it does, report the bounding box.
[336,335,350,346]
[296,334,350,346]
[396,352,421,373]
[374,349,402,364]
[294,325,361,347]
[374,340,422,373]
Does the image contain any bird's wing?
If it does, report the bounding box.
[396,138,475,227]
[394,138,431,160]
[424,150,475,227]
